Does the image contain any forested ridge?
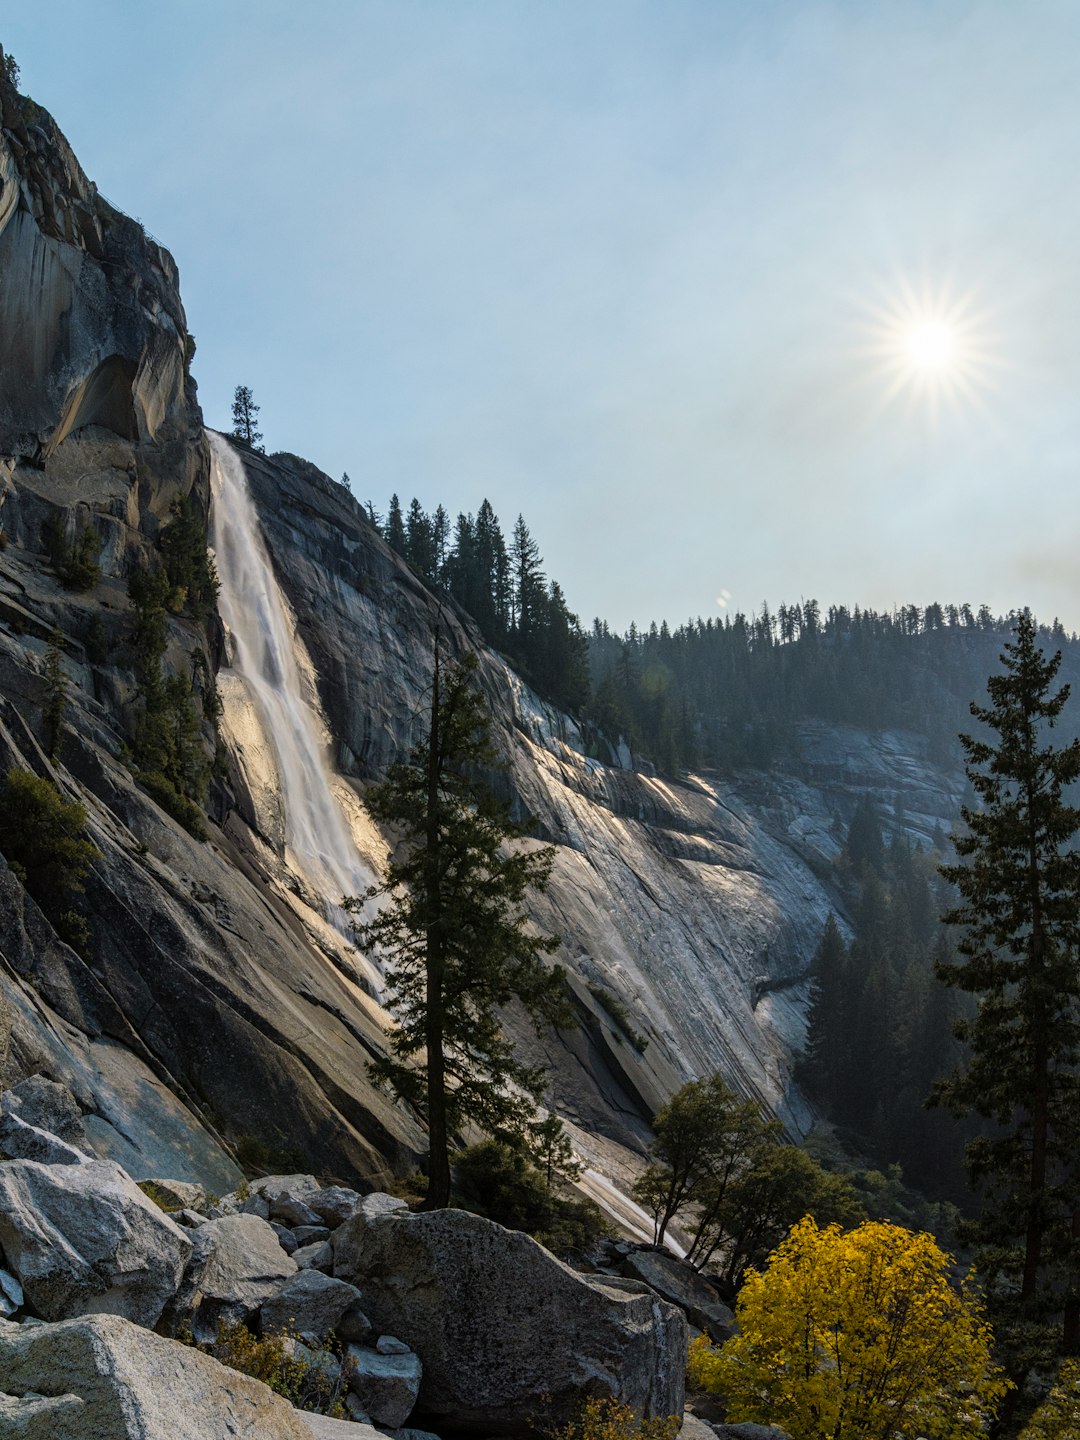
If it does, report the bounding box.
[368,489,1080,774]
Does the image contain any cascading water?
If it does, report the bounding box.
[207,430,380,980]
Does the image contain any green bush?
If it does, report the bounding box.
[0,768,99,953]
[190,1321,348,1418]
[453,1139,608,1257]
[42,511,102,591]
[159,495,219,621]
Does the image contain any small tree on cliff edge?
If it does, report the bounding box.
[934,610,1080,1378]
[231,385,263,450]
[347,641,573,1209]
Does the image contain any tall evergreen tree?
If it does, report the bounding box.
[934,611,1080,1375]
[386,494,406,556]
[230,385,262,449]
[347,645,571,1209]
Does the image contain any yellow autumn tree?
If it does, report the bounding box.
[1019,1360,1080,1438]
[688,1216,1009,1440]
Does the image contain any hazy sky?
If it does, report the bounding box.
[8,2,1080,631]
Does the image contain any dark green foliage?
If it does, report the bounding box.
[0,768,99,953]
[43,628,67,760]
[2,50,19,88]
[799,831,973,1204]
[933,612,1080,1373]
[42,511,101,591]
[379,494,591,717]
[588,603,1079,776]
[633,1072,864,1281]
[587,984,649,1051]
[159,495,219,621]
[452,1139,606,1257]
[84,615,108,666]
[347,646,572,1209]
[126,567,210,838]
[231,385,262,450]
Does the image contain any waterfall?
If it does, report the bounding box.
[207,430,380,963]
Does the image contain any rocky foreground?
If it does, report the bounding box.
[0,1073,691,1438]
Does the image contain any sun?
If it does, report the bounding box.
[854,273,998,419]
[906,320,956,371]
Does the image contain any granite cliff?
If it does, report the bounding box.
[0,58,965,1200]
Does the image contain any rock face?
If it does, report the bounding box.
[0,1150,190,1325]
[333,1204,686,1435]
[0,1313,317,1440]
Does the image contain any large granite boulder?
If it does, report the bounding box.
[0,1313,317,1439]
[621,1249,736,1341]
[173,1213,296,1343]
[333,1203,686,1435]
[0,1152,191,1325]
[259,1269,363,1341]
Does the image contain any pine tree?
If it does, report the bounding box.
[347,645,571,1209]
[230,385,263,449]
[934,611,1080,1374]
[385,494,406,555]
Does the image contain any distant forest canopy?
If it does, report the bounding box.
[366,492,1080,774]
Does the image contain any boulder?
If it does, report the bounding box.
[179,1213,296,1342]
[0,1267,24,1317]
[273,1221,299,1254]
[710,1427,791,1440]
[346,1343,422,1428]
[292,1225,331,1246]
[336,1301,374,1345]
[4,1076,84,1142]
[271,1193,324,1228]
[298,1413,382,1440]
[309,1186,364,1228]
[621,1249,736,1341]
[255,1174,320,1205]
[260,1269,364,1341]
[330,1193,408,1276]
[0,1109,89,1165]
[139,1178,208,1213]
[0,1313,317,1438]
[333,1204,686,1435]
[0,1388,86,1437]
[377,1334,412,1355]
[0,1154,191,1326]
[295,1240,334,1271]
[173,1208,209,1229]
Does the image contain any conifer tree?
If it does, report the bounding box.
[230,385,262,449]
[935,611,1080,1374]
[385,494,406,555]
[347,644,571,1209]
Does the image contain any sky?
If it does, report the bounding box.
[7,1,1080,632]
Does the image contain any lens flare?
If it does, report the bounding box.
[853,271,1000,422]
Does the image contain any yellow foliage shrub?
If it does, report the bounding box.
[689,1215,1009,1440]
[553,1396,681,1440]
[1020,1360,1080,1439]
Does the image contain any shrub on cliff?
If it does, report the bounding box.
[688,1215,1008,1440]
[0,768,99,953]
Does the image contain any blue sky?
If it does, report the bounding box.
[7,2,1080,631]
